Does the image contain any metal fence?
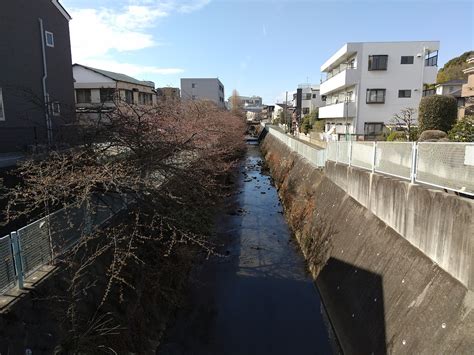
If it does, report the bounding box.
[263,125,474,195]
[326,141,474,196]
[267,126,326,167]
[0,235,16,294]
[0,195,126,295]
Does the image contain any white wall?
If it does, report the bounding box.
[356,41,439,134]
[73,65,115,89]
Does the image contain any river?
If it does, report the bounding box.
[159,142,334,355]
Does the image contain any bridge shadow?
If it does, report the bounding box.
[317,257,387,355]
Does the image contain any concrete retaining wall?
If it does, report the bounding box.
[261,133,474,354]
[325,160,474,290]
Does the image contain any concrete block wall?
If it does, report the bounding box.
[325,160,474,290]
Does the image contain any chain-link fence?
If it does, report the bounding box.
[0,194,127,295]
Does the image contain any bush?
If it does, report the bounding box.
[418,95,457,133]
[313,119,325,133]
[448,115,474,142]
[418,130,448,142]
[386,131,407,141]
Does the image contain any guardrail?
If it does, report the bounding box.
[0,194,125,295]
[327,141,474,196]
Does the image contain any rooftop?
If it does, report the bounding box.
[436,79,467,86]
[73,64,155,88]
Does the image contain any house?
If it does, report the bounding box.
[293,84,325,120]
[0,0,75,154]
[319,41,439,140]
[461,56,474,117]
[180,78,226,109]
[72,64,157,120]
[228,95,264,117]
[156,87,180,102]
[435,79,467,118]
[261,105,275,122]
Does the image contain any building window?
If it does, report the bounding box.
[425,50,438,67]
[368,55,388,71]
[100,88,115,103]
[124,90,133,104]
[192,83,196,88]
[76,89,91,104]
[364,122,384,138]
[0,88,5,121]
[366,89,386,103]
[138,92,153,105]
[302,107,310,115]
[401,56,414,64]
[45,31,54,47]
[51,101,61,116]
[304,93,312,100]
[398,89,412,98]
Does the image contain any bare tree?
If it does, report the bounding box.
[2,98,246,352]
[391,107,418,141]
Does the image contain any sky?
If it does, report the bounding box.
[62,0,473,104]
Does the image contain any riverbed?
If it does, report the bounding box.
[159,142,333,355]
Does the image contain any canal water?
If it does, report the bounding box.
[159,142,333,355]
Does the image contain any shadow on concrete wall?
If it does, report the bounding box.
[317,257,387,354]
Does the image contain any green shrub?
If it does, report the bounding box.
[386,131,407,141]
[418,95,457,133]
[448,115,474,142]
[313,119,325,133]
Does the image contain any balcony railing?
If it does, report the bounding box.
[321,65,356,83]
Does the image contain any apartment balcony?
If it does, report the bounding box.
[319,101,356,119]
[320,68,359,95]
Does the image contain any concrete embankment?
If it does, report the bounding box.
[261,133,474,354]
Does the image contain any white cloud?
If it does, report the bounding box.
[69,0,211,76]
[83,59,184,77]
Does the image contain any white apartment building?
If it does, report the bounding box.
[180,78,225,109]
[319,41,439,140]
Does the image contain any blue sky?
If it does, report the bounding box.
[62,0,473,104]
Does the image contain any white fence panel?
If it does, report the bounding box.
[327,143,337,162]
[337,141,350,165]
[351,142,374,170]
[416,143,474,195]
[375,142,413,180]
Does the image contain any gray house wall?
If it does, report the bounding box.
[180,78,225,109]
[0,0,75,153]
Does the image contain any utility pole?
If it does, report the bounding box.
[285,91,288,133]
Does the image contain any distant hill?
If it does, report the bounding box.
[437,50,474,84]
